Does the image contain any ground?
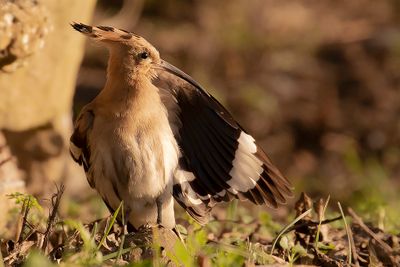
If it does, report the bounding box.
[1,186,399,266]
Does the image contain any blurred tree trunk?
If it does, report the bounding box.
[0,0,96,198]
[0,132,25,234]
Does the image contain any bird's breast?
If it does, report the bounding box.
[91,107,180,201]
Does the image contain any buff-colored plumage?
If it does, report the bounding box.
[70,23,292,230]
[70,24,179,228]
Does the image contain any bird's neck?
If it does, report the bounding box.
[95,52,161,115]
[98,53,138,99]
[96,70,159,117]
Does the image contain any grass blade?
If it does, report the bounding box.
[97,201,123,250]
[315,195,330,252]
[270,208,312,255]
[102,247,133,261]
[117,201,126,259]
[337,202,352,265]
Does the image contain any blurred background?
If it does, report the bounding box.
[1,0,399,231]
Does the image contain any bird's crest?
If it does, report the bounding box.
[71,22,139,43]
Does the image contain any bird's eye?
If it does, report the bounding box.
[139,52,149,59]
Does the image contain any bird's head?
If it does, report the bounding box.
[71,22,160,79]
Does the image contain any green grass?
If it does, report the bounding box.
[2,164,400,267]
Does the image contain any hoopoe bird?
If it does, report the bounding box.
[70,23,292,230]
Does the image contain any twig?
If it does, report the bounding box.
[348,227,360,267]
[343,206,360,266]
[338,202,359,266]
[348,208,393,254]
[209,218,257,224]
[16,198,31,243]
[41,184,65,252]
[283,215,342,234]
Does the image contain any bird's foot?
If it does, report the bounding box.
[138,223,154,232]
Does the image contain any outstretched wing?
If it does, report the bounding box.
[153,60,293,223]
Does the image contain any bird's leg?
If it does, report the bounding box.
[122,202,131,235]
[118,202,130,259]
[156,196,163,225]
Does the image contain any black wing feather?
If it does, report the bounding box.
[154,60,293,223]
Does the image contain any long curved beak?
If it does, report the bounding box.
[154,60,205,92]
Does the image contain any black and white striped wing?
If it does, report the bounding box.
[154,61,293,222]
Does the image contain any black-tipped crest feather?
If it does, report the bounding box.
[71,22,92,34]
